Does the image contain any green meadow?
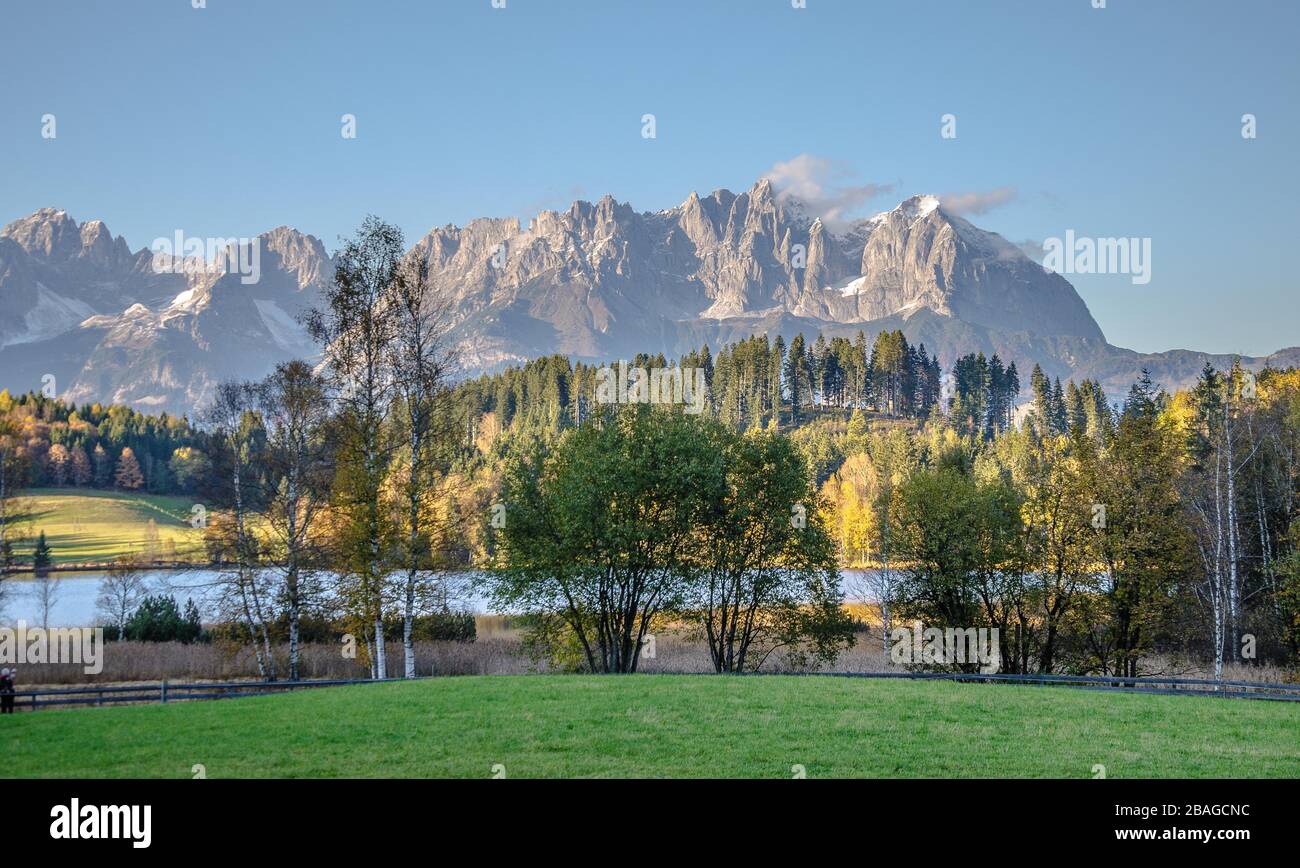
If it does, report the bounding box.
[4,675,1297,778]
[13,489,206,566]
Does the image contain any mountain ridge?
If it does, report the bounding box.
[1,182,1292,415]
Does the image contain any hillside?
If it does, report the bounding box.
[12,489,205,566]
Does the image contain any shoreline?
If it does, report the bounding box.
[1,562,218,576]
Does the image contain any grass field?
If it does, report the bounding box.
[4,675,1298,778]
[13,489,206,565]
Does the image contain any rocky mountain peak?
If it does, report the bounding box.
[256,226,331,291]
[3,207,83,261]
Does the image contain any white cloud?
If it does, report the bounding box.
[938,186,1018,216]
[1012,238,1046,262]
[762,154,894,227]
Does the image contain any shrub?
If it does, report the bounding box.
[119,594,205,643]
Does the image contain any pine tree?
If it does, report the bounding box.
[33,530,52,575]
[1003,362,1020,431]
[812,333,829,407]
[853,330,870,408]
[699,343,715,415]
[1066,380,1087,433]
[1050,377,1068,435]
[1030,363,1052,435]
[769,335,785,423]
[986,354,1007,437]
[870,331,910,417]
[1082,379,1112,440]
[1123,368,1157,419]
[785,334,812,422]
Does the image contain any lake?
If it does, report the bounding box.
[1,569,225,627]
[1,568,880,627]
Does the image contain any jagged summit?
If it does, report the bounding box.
[410,176,1103,349]
[0,210,330,412]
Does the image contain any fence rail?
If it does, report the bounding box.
[6,676,418,712]
[822,671,1300,701]
[5,670,1299,712]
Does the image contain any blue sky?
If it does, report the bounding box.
[1,0,1296,355]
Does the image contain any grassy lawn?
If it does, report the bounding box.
[3,675,1297,778]
[13,488,206,565]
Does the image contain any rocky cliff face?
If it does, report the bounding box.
[0,182,1289,414]
[414,179,1107,374]
[0,211,329,412]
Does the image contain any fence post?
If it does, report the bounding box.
[160,680,168,704]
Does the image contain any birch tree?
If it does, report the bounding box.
[203,382,277,680]
[256,361,332,681]
[306,216,402,678]
[1185,362,1268,679]
[386,251,458,678]
[95,558,148,638]
[31,570,61,631]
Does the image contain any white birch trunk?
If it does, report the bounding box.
[403,579,417,679]
[1224,408,1240,662]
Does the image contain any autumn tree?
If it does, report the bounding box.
[115,447,145,490]
[306,215,403,678]
[202,382,276,680]
[255,361,332,681]
[385,248,460,678]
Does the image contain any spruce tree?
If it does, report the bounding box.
[33,530,52,575]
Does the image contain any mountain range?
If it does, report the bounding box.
[2,179,1294,416]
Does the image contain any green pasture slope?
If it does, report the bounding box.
[12,488,206,565]
[4,676,1297,778]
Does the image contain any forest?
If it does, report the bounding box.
[1,217,1297,683]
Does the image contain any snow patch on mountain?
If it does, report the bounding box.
[837,276,866,297]
[2,286,95,348]
[167,288,202,311]
[253,298,309,351]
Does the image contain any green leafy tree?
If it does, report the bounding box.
[689,429,853,671]
[489,406,726,673]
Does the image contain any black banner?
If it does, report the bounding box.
[11,778,1287,855]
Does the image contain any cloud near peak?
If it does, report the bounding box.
[938,186,1018,216]
[762,154,894,227]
